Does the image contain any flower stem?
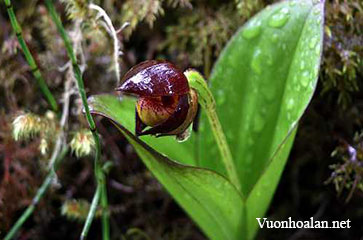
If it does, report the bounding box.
[101,176,110,240]
[44,1,103,239]
[80,184,101,240]
[3,0,58,112]
[4,146,68,240]
[184,70,241,191]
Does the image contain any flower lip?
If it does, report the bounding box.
[136,94,190,136]
[116,60,190,97]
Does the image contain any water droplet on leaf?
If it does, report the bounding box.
[315,45,320,55]
[242,20,262,39]
[271,33,279,43]
[312,0,321,5]
[281,43,287,51]
[300,61,306,70]
[301,70,310,87]
[253,113,265,132]
[289,1,296,7]
[268,7,290,28]
[286,98,294,110]
[313,66,319,77]
[310,81,315,90]
[309,37,318,49]
[251,49,263,74]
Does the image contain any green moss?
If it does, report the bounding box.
[321,0,363,109]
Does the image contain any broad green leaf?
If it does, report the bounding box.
[88,0,324,239]
[247,127,297,239]
[244,1,324,238]
[198,0,324,197]
[88,94,245,240]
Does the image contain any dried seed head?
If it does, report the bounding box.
[61,199,102,221]
[70,129,95,158]
[12,113,43,141]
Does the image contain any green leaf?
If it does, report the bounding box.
[88,0,324,239]
[88,94,245,240]
[246,127,297,239]
[198,0,324,196]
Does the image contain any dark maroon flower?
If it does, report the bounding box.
[116,60,198,138]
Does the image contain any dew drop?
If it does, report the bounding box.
[315,45,320,55]
[296,83,301,91]
[301,70,310,87]
[286,98,294,110]
[251,49,263,75]
[242,20,262,39]
[314,7,321,15]
[300,61,306,70]
[310,81,315,90]
[253,113,265,132]
[300,1,308,7]
[309,37,318,49]
[289,1,296,7]
[268,7,290,28]
[313,66,319,77]
[293,75,298,83]
[281,43,287,50]
[312,0,321,5]
[271,33,279,43]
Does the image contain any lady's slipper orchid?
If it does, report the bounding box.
[116,60,198,139]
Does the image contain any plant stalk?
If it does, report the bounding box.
[184,70,241,191]
[3,0,58,112]
[4,146,68,240]
[44,1,104,239]
[100,176,110,240]
[80,185,101,240]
